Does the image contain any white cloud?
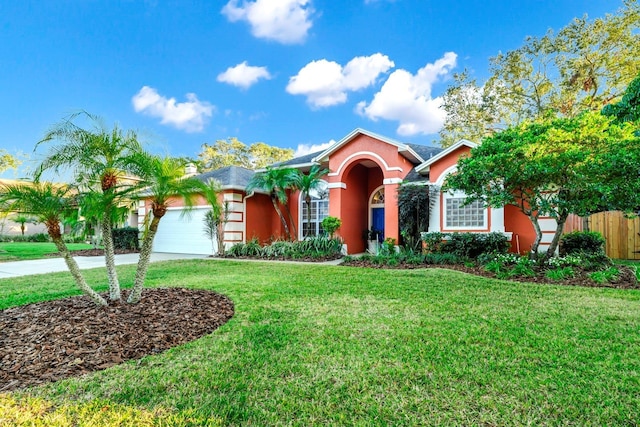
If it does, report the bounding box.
[132,86,214,132]
[287,53,394,108]
[217,61,272,89]
[221,0,313,44]
[356,52,457,136]
[294,140,334,157]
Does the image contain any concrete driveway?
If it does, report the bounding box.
[0,253,207,279]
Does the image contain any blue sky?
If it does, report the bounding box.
[0,0,621,178]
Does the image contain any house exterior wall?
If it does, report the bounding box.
[325,133,413,253]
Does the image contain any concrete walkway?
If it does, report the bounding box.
[0,253,207,279]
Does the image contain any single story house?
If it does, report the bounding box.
[144,128,576,255]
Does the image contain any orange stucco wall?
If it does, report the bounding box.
[428,146,471,184]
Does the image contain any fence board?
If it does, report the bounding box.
[589,211,640,260]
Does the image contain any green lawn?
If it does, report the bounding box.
[2,260,640,426]
[0,242,93,262]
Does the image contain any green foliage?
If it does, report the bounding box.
[444,112,640,257]
[379,237,397,256]
[197,137,294,171]
[227,235,343,260]
[112,227,139,250]
[590,267,621,284]
[421,231,510,260]
[603,71,640,126]
[560,231,606,255]
[440,1,640,146]
[397,184,431,251]
[546,267,576,281]
[320,216,342,238]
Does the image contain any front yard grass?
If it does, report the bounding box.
[2,259,640,425]
[0,242,93,262]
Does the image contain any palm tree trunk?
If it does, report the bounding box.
[305,196,312,237]
[271,195,290,240]
[284,205,297,241]
[102,214,121,301]
[52,237,107,306]
[127,216,159,304]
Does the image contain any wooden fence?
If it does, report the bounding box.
[588,211,640,260]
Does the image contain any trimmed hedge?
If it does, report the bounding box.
[112,227,140,250]
[559,231,605,256]
[421,231,510,259]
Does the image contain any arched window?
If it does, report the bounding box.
[299,181,329,238]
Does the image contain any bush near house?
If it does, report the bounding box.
[421,231,510,259]
[111,227,140,251]
[227,235,343,260]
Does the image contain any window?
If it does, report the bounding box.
[300,181,329,237]
[443,194,487,229]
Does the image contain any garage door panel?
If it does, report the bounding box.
[152,208,215,255]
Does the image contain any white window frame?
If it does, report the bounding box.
[442,190,488,231]
[298,180,329,239]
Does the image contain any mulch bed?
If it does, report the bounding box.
[341,260,640,289]
[0,288,234,392]
[46,248,140,257]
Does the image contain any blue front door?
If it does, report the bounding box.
[372,208,385,242]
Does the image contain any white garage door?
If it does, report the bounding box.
[152,207,215,255]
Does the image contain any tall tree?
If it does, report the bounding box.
[293,165,329,238]
[126,154,204,304]
[197,137,293,171]
[246,166,298,240]
[34,111,142,301]
[0,182,107,306]
[440,0,640,146]
[444,111,640,258]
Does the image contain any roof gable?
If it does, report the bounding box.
[414,139,477,173]
[313,128,435,165]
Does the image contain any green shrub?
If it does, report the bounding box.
[321,216,342,238]
[590,267,620,284]
[560,231,605,256]
[510,256,536,277]
[546,267,575,281]
[112,227,139,250]
[421,231,510,259]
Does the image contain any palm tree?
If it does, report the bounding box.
[34,111,142,301]
[127,154,204,304]
[293,165,329,238]
[11,214,37,236]
[246,166,298,240]
[0,182,107,306]
[201,178,229,256]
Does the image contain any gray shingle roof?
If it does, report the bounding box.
[406,143,442,162]
[271,150,323,168]
[194,166,255,188]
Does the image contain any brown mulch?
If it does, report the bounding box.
[0,288,234,392]
[46,248,140,257]
[342,260,640,289]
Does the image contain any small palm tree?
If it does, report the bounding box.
[34,111,142,301]
[246,166,298,240]
[11,213,37,236]
[0,182,107,306]
[127,153,205,304]
[201,179,230,256]
[293,165,329,238]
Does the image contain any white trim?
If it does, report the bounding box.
[435,165,458,186]
[313,128,424,164]
[328,151,403,178]
[442,193,488,231]
[327,182,347,189]
[383,178,403,185]
[415,139,477,173]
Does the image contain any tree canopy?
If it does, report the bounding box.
[197,138,294,171]
[440,0,640,146]
[444,111,640,257]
